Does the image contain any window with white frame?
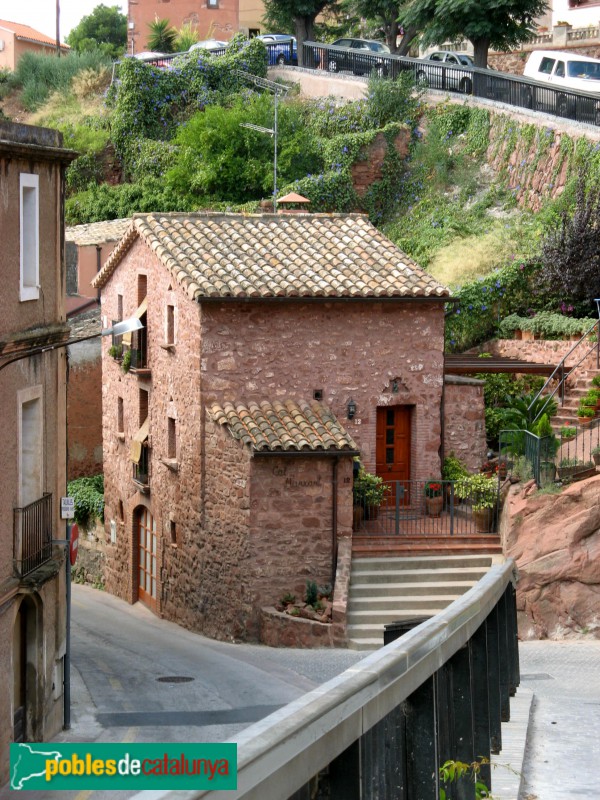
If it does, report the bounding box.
[19,173,40,302]
[18,386,43,507]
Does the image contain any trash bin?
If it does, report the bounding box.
[383,616,430,646]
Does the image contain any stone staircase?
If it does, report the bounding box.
[346,554,501,651]
[551,369,600,431]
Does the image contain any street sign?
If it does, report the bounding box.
[61,497,75,520]
[69,524,79,566]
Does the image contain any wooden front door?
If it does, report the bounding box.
[138,508,157,611]
[376,406,411,503]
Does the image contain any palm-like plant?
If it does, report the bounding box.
[147,18,177,53]
[174,23,199,52]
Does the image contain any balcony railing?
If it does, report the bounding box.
[133,446,150,489]
[354,479,498,535]
[13,493,53,578]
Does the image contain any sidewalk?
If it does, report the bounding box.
[492,639,600,800]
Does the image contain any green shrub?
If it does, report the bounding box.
[305,581,318,607]
[67,475,104,531]
[66,153,105,193]
[365,72,421,129]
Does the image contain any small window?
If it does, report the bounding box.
[207,0,219,7]
[118,500,125,523]
[139,389,148,427]
[170,520,177,546]
[313,389,323,401]
[137,274,147,306]
[166,304,175,344]
[555,61,565,78]
[117,294,123,322]
[20,174,39,302]
[539,57,555,75]
[168,417,176,459]
[117,397,124,433]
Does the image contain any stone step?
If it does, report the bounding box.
[347,605,451,624]
[347,637,382,651]
[351,568,489,584]
[348,593,462,610]
[349,580,478,598]
[350,554,494,571]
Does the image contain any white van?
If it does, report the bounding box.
[524,50,600,94]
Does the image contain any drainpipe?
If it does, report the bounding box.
[95,246,102,302]
[331,457,339,586]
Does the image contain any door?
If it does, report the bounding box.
[13,603,27,743]
[376,406,411,504]
[137,508,157,611]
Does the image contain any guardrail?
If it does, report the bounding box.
[13,493,53,578]
[302,41,600,127]
[147,560,519,800]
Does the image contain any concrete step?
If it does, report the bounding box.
[347,594,462,612]
[347,606,449,624]
[349,580,478,598]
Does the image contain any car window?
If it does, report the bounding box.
[567,60,600,79]
[458,55,473,65]
[539,57,555,75]
[429,53,443,61]
[351,41,368,49]
[447,55,459,64]
[554,61,565,77]
[334,39,350,47]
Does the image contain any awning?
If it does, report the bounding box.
[130,417,149,463]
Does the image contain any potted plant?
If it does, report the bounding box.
[454,473,497,533]
[578,406,595,426]
[560,426,576,441]
[558,458,586,480]
[353,466,386,521]
[424,480,443,517]
[592,446,600,467]
[108,344,123,360]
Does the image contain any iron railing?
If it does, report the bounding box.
[158,560,519,800]
[302,42,600,127]
[13,493,53,578]
[501,424,600,486]
[354,478,498,535]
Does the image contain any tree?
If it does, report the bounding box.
[398,0,548,67]
[263,0,338,65]
[540,177,600,314]
[146,18,177,53]
[340,0,418,54]
[66,4,127,59]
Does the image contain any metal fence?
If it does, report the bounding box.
[149,560,519,800]
[354,479,498,535]
[13,493,53,578]
[302,42,600,127]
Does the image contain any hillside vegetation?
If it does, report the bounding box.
[3,45,600,360]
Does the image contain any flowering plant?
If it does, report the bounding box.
[480,460,498,474]
[424,480,443,498]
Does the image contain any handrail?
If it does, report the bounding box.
[140,559,518,800]
[528,318,600,423]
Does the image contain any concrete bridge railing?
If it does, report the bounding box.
[148,558,519,800]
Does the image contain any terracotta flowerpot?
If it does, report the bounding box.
[579,416,594,427]
[425,495,443,517]
[473,506,494,533]
[593,453,600,466]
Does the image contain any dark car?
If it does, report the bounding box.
[256,34,298,66]
[327,38,390,77]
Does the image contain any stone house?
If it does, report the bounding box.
[0,20,69,71]
[0,121,75,780]
[92,211,466,642]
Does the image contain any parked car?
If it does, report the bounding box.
[425,50,474,67]
[416,50,474,93]
[523,50,600,93]
[256,33,298,66]
[188,39,228,53]
[326,38,390,77]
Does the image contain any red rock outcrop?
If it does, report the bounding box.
[501,477,600,639]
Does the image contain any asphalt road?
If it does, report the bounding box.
[1,584,365,800]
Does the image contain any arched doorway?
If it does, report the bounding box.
[13,596,38,743]
[136,507,157,612]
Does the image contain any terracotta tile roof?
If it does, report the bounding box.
[0,20,69,48]
[92,212,449,300]
[66,218,130,246]
[208,399,359,453]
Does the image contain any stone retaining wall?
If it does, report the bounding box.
[260,606,346,648]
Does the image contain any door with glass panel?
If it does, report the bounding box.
[137,508,157,611]
[376,406,411,505]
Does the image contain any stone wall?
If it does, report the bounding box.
[472,338,578,367]
[443,376,487,472]
[260,607,346,648]
[67,340,102,480]
[200,300,446,480]
[501,477,600,639]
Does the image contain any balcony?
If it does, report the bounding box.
[13,493,53,578]
[133,445,150,492]
[129,328,150,377]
